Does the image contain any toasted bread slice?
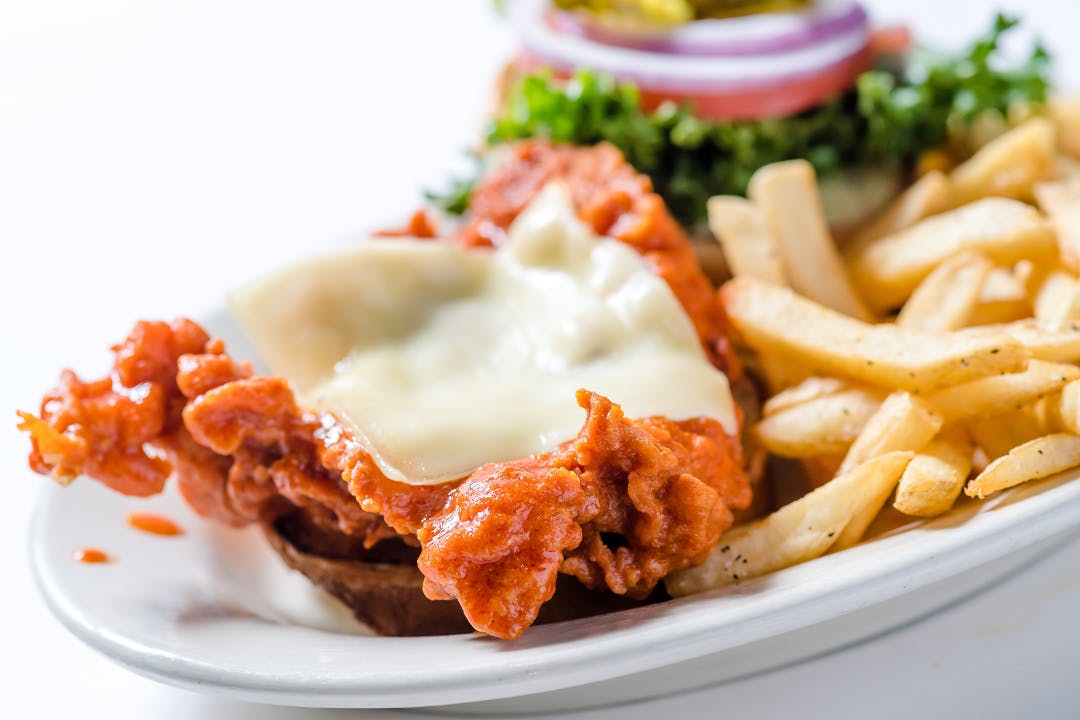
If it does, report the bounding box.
[265,512,472,636]
[265,511,656,637]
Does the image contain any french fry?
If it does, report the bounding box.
[753,388,883,457]
[893,430,974,517]
[694,144,1080,582]
[1035,180,1080,272]
[965,433,1080,498]
[707,196,786,285]
[949,117,1056,206]
[1049,96,1080,159]
[1055,379,1080,435]
[762,376,849,417]
[748,160,872,320]
[1015,259,1040,293]
[847,198,1056,311]
[979,266,1030,306]
[831,392,943,550]
[756,355,813,394]
[896,252,993,331]
[1032,269,1080,330]
[923,360,1080,423]
[1053,154,1080,183]
[762,378,855,490]
[850,170,952,250]
[966,299,1032,326]
[962,319,1080,363]
[665,452,914,596]
[968,406,1048,461]
[965,266,1032,327]
[1034,391,1067,434]
[721,277,1028,392]
[838,392,943,473]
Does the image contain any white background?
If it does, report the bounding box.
[3,1,1080,717]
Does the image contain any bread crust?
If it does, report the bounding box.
[265,512,657,636]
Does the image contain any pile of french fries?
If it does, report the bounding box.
[669,104,1080,596]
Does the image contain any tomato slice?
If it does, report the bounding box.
[636,45,871,120]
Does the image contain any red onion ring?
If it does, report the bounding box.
[510,1,868,88]
[548,0,868,58]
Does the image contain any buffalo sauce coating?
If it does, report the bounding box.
[19,319,384,541]
[73,548,110,563]
[334,390,749,640]
[18,318,212,494]
[127,512,184,536]
[371,209,439,239]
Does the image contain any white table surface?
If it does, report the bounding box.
[2,1,1079,717]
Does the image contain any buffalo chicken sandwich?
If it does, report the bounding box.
[20,142,753,640]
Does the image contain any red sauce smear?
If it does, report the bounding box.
[127,512,184,537]
[73,548,110,563]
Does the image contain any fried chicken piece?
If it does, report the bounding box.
[413,391,748,638]
[20,319,388,539]
[22,318,748,640]
[20,319,210,494]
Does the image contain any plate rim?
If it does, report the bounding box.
[30,464,1080,707]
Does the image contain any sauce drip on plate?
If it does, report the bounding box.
[127,512,184,537]
[73,548,109,564]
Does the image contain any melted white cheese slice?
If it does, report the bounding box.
[230,185,735,485]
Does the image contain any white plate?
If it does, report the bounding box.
[29,307,1080,714]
